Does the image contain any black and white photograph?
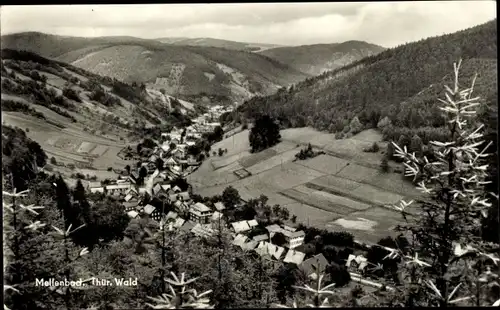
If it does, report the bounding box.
[1,2,498,309]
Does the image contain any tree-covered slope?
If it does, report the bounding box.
[259,40,385,75]
[239,19,497,136]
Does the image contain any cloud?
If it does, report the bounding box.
[1,2,496,47]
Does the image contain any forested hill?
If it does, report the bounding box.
[238,19,497,137]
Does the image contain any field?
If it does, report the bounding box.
[2,109,131,179]
[191,127,424,244]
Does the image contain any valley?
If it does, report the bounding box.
[1,5,498,309]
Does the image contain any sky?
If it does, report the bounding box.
[1,2,496,48]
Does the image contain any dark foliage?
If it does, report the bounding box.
[2,125,47,191]
[249,115,281,153]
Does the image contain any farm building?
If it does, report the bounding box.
[281,230,305,249]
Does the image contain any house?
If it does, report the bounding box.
[179,221,195,234]
[153,183,164,196]
[211,211,223,222]
[160,184,171,192]
[231,221,251,234]
[214,202,226,211]
[241,240,259,251]
[191,223,215,238]
[281,230,305,249]
[123,201,138,212]
[161,144,170,152]
[247,219,259,228]
[88,181,105,194]
[143,204,156,216]
[171,138,180,145]
[149,154,159,163]
[252,234,269,242]
[189,202,213,224]
[165,157,178,167]
[173,217,185,228]
[232,234,248,247]
[105,184,133,196]
[300,254,329,280]
[256,242,285,260]
[174,200,190,213]
[265,224,282,235]
[166,211,178,219]
[124,193,135,202]
[283,249,306,266]
[129,172,139,184]
[127,210,139,219]
[169,191,191,203]
[125,187,138,196]
[172,185,182,193]
[172,148,185,160]
[186,141,196,146]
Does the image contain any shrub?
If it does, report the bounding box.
[107,167,113,171]
[50,157,57,165]
[62,87,81,102]
[380,156,390,173]
[363,142,380,153]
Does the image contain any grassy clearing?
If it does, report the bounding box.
[246,148,299,175]
[308,175,362,191]
[335,163,380,183]
[296,154,349,174]
[280,188,357,216]
[239,148,277,168]
[255,162,325,191]
[330,206,404,242]
[351,184,405,206]
[364,173,422,198]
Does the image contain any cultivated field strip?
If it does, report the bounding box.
[308,174,362,191]
[335,163,381,183]
[239,148,277,168]
[293,185,372,211]
[246,148,299,175]
[295,154,349,175]
[279,188,357,216]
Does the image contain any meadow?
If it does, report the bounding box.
[191,127,423,244]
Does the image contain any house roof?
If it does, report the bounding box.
[191,223,215,238]
[161,184,171,191]
[232,234,248,247]
[122,201,138,209]
[214,202,226,211]
[252,234,269,242]
[153,184,163,194]
[283,250,306,265]
[231,221,251,233]
[241,240,259,251]
[211,211,223,221]
[179,221,195,233]
[173,217,185,228]
[124,194,135,202]
[172,185,182,192]
[192,202,211,213]
[281,229,306,239]
[144,204,156,215]
[283,225,297,232]
[265,224,282,233]
[127,210,139,218]
[88,181,102,188]
[166,211,178,219]
[125,187,138,195]
[300,254,329,276]
[267,243,285,260]
[247,219,259,227]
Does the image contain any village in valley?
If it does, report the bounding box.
[83,103,378,285]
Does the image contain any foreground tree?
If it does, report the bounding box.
[249,115,281,153]
[384,60,499,307]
